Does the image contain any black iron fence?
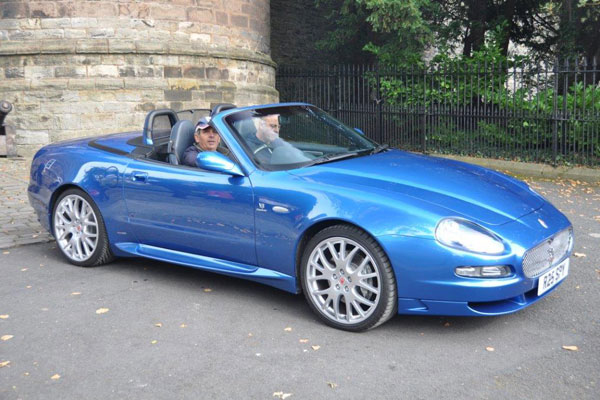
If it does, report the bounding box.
[276,60,600,166]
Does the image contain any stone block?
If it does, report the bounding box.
[5,67,25,79]
[164,66,182,78]
[64,29,87,39]
[25,66,54,80]
[55,66,87,78]
[231,15,249,28]
[9,30,34,40]
[72,2,118,18]
[29,2,59,19]
[136,41,167,54]
[39,39,75,53]
[150,5,187,21]
[95,78,124,89]
[119,66,136,77]
[215,11,228,25]
[67,79,95,90]
[124,78,168,90]
[33,29,65,40]
[70,18,98,29]
[118,3,150,19]
[164,90,192,101]
[76,39,109,53]
[205,91,223,102]
[90,28,115,38]
[15,130,50,146]
[183,66,205,79]
[40,18,71,29]
[191,33,211,43]
[135,102,156,112]
[88,65,119,78]
[31,79,68,90]
[1,2,29,19]
[55,114,81,130]
[187,8,213,24]
[0,19,20,30]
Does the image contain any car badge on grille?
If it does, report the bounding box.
[547,246,555,263]
[538,218,548,229]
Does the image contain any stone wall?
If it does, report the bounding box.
[0,0,278,156]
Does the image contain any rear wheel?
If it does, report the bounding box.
[52,188,114,267]
[300,225,397,331]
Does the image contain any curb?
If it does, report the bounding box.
[436,154,600,184]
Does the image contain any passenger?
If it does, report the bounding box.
[182,116,230,167]
[246,114,310,165]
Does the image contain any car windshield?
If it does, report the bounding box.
[225,105,378,171]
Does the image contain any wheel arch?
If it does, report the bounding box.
[48,183,87,233]
[294,219,388,293]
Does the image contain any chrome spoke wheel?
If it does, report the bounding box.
[305,236,381,325]
[54,194,99,262]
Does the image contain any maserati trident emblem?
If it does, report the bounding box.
[538,218,548,229]
[547,246,555,263]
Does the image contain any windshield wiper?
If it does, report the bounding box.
[370,144,389,154]
[303,152,361,167]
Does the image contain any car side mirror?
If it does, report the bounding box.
[354,127,365,136]
[196,152,244,177]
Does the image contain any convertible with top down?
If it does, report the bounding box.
[28,103,573,331]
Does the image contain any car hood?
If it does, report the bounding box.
[288,150,544,226]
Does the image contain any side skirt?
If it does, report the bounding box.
[115,242,298,293]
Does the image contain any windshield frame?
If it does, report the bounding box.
[223,104,379,171]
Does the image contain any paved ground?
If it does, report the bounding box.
[0,157,51,249]
[0,156,599,399]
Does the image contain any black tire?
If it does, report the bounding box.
[52,188,114,267]
[300,224,397,331]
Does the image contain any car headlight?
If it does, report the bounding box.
[435,218,505,255]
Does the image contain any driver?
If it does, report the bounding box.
[182,116,230,167]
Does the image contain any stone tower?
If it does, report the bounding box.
[0,0,277,156]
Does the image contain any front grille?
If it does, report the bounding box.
[522,228,573,278]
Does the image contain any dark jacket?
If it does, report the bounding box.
[182,144,231,167]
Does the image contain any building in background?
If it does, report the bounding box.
[0,0,277,156]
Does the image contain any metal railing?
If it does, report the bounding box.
[276,60,600,166]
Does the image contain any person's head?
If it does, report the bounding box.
[194,116,220,151]
[255,114,280,144]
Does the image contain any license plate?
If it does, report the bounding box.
[537,258,569,296]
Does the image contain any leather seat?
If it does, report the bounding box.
[167,120,195,165]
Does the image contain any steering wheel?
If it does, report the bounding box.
[253,144,273,156]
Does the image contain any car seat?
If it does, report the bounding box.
[167,120,195,165]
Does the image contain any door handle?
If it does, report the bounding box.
[131,172,148,182]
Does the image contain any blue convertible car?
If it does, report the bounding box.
[28,103,573,331]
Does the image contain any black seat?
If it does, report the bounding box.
[167,120,195,165]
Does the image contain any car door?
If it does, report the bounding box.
[122,159,256,266]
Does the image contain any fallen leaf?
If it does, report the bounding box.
[26,286,32,289]
[0,361,10,368]
[20,268,28,272]
[1,335,13,341]
[95,308,109,314]
[573,252,586,258]
[154,323,162,328]
[23,372,29,376]
[273,392,293,399]
[486,347,495,352]
[2,251,9,255]
[248,333,253,337]
[562,345,579,351]
[284,327,292,332]
[203,288,212,293]
[180,324,187,328]
[299,339,308,343]
[0,315,9,319]
[71,292,81,296]
[327,382,338,389]
[256,353,262,357]
[443,322,451,327]
[311,345,320,351]
[50,374,61,380]
[151,340,157,344]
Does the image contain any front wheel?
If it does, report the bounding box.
[52,188,114,267]
[300,225,397,331]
